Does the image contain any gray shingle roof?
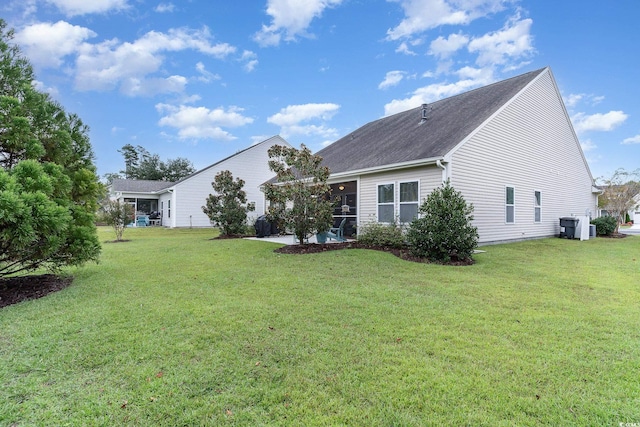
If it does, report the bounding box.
[111,179,174,193]
[317,67,547,175]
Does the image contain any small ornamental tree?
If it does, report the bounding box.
[597,168,640,233]
[100,200,134,241]
[264,144,333,244]
[407,180,478,263]
[202,170,255,236]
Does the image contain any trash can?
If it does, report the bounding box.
[559,217,579,239]
[589,224,596,238]
[254,215,279,237]
[254,215,270,238]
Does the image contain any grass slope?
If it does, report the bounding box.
[1,227,639,426]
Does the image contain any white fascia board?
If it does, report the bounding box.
[328,157,444,182]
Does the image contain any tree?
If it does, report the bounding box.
[116,144,195,181]
[264,144,334,244]
[597,168,640,233]
[100,199,134,241]
[202,170,255,236]
[162,157,196,182]
[406,180,478,263]
[0,20,101,277]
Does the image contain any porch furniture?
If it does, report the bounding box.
[327,218,347,242]
[136,215,149,227]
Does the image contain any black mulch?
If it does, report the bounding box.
[0,274,73,308]
[274,241,474,265]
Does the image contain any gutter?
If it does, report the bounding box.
[328,156,445,181]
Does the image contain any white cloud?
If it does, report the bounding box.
[74,27,236,95]
[33,79,59,96]
[194,62,221,83]
[429,32,469,58]
[580,139,597,152]
[254,0,344,47]
[155,3,175,13]
[383,68,493,116]
[396,41,417,55]
[120,75,188,97]
[268,103,340,126]
[379,71,406,90]
[564,93,584,108]
[386,0,509,40]
[564,93,605,108]
[467,15,534,67]
[267,103,340,138]
[240,50,259,72]
[15,21,96,67]
[283,124,339,139]
[622,135,640,145]
[44,0,129,16]
[156,104,254,141]
[572,111,628,134]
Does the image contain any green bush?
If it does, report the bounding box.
[406,180,478,262]
[357,220,405,248]
[591,216,617,236]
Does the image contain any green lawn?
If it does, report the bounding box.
[1,227,639,426]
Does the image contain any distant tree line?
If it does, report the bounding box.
[104,144,196,183]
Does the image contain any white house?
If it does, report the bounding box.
[315,67,599,244]
[109,135,292,227]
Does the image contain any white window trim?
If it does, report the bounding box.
[505,185,515,224]
[534,190,542,223]
[399,180,420,224]
[376,182,395,223]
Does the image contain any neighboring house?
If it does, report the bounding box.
[109,135,291,227]
[315,67,599,244]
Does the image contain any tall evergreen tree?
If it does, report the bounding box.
[0,20,101,277]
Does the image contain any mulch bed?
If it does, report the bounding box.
[274,241,475,266]
[0,274,73,308]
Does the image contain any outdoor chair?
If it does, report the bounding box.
[136,215,149,227]
[327,218,347,242]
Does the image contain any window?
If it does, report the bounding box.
[377,183,394,223]
[399,181,419,223]
[168,200,171,218]
[506,186,515,223]
[534,191,541,223]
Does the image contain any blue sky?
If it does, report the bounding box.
[3,0,638,181]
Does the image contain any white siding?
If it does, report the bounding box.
[158,192,173,227]
[450,69,597,243]
[358,166,443,225]
[171,136,289,227]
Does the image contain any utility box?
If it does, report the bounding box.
[559,217,579,239]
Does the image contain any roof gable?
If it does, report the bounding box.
[317,68,547,174]
[171,135,291,187]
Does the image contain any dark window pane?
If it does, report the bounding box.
[378,205,394,223]
[400,181,418,202]
[378,184,394,203]
[400,204,418,223]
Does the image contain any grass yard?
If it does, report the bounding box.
[1,227,639,426]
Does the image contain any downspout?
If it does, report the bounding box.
[436,159,448,183]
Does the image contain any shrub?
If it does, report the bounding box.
[591,216,617,236]
[406,180,478,262]
[202,170,255,236]
[357,220,405,248]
